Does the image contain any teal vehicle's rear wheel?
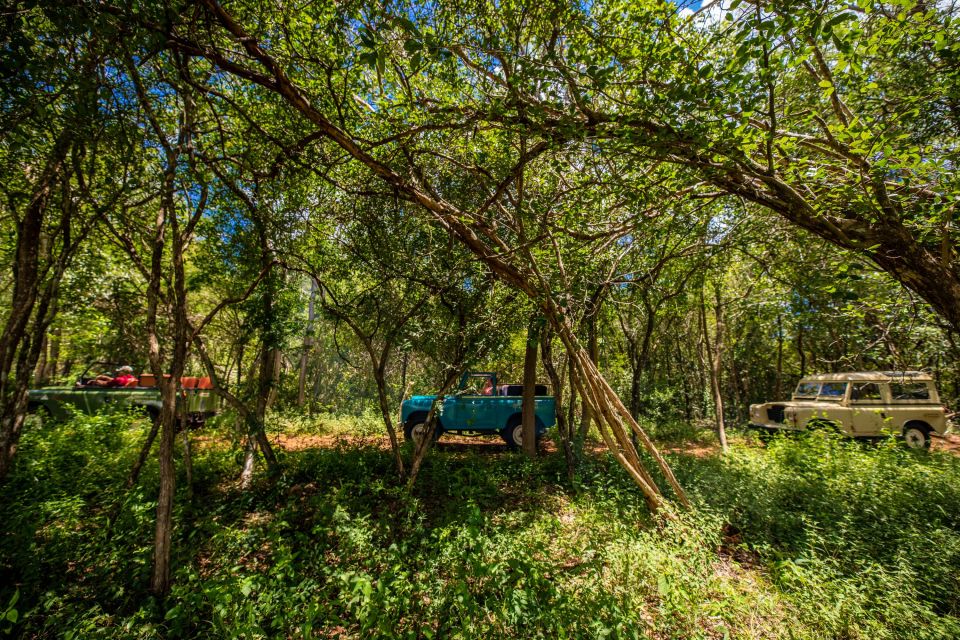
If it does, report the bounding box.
[501,421,524,450]
[501,418,544,450]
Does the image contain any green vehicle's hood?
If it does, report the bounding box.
[29,386,78,395]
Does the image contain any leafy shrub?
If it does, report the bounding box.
[2,415,959,638]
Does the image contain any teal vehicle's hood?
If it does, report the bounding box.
[401,395,441,421]
[404,395,438,408]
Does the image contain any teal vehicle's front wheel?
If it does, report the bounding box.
[404,416,441,445]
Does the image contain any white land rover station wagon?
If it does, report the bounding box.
[749,371,951,449]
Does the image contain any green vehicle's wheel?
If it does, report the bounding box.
[902,422,931,450]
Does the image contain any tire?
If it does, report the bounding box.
[501,417,542,450]
[902,422,931,450]
[806,418,838,431]
[757,428,775,444]
[501,419,524,450]
[404,416,441,444]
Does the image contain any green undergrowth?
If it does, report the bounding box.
[1,413,959,639]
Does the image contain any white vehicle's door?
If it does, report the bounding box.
[849,382,888,435]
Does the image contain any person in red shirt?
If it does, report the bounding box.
[113,366,138,387]
[91,365,137,387]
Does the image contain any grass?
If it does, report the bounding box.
[1,411,959,639]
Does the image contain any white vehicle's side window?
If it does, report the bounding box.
[851,382,883,402]
[890,382,930,400]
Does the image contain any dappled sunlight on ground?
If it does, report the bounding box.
[935,433,960,454]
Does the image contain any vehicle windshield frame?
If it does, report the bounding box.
[816,381,849,400]
[458,372,497,396]
[793,381,821,398]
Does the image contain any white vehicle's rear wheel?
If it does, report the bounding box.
[902,423,931,450]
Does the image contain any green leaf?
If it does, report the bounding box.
[824,12,855,34]
[358,27,375,49]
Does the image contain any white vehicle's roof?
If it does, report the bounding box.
[798,371,933,383]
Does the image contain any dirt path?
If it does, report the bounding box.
[269,430,960,457]
[271,431,565,454]
[934,433,960,454]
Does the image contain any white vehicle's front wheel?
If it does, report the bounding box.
[902,423,931,450]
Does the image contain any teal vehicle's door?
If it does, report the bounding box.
[446,373,498,430]
[440,395,465,429]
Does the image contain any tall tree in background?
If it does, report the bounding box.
[0,15,132,479]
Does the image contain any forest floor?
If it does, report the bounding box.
[268,429,960,457]
[2,411,960,639]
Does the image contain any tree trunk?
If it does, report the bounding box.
[297,279,318,406]
[541,328,575,483]
[150,379,178,595]
[775,313,783,400]
[33,335,48,386]
[406,370,461,489]
[797,325,806,378]
[240,219,282,488]
[372,354,405,477]
[239,434,257,488]
[521,319,540,457]
[678,342,693,422]
[629,364,642,421]
[578,310,599,441]
[127,415,161,488]
[0,132,73,481]
[566,354,577,450]
[181,409,193,501]
[626,306,657,420]
[699,285,728,453]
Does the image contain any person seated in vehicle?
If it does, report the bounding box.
[481,377,494,396]
[90,366,137,387]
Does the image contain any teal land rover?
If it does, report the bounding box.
[401,371,556,448]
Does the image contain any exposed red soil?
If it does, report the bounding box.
[661,442,721,458]
[269,431,566,454]
[272,432,391,452]
[933,433,960,454]
[267,430,960,457]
